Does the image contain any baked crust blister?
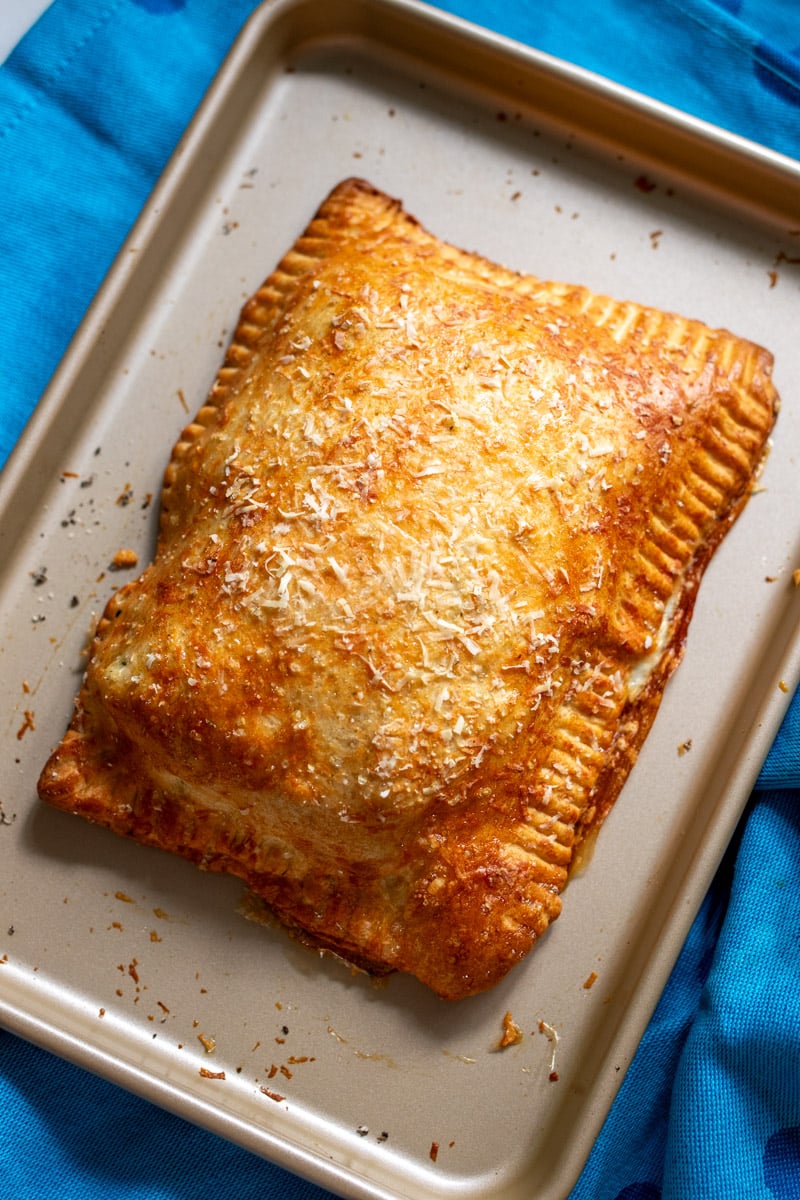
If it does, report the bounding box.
[38,178,779,1000]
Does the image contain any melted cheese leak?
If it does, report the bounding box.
[625,589,681,700]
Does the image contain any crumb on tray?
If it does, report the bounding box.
[110,548,139,570]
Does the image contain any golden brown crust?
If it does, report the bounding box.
[38,178,779,1000]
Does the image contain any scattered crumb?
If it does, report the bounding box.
[110,548,139,570]
[260,1087,285,1102]
[793,569,800,587]
[199,1068,226,1080]
[677,739,692,757]
[197,1033,216,1054]
[538,1020,560,1080]
[768,247,800,290]
[498,1010,523,1048]
[779,680,789,693]
[430,1141,440,1162]
[16,710,35,740]
[583,971,598,990]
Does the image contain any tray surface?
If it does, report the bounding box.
[2,2,799,1198]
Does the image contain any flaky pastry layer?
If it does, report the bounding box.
[39,178,779,999]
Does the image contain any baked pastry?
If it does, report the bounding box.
[38,178,778,1000]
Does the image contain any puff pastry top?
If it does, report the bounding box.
[39,178,778,999]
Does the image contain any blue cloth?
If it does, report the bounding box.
[1,2,799,1198]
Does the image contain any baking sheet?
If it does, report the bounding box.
[2,1,800,1198]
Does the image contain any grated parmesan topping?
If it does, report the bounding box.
[126,253,688,828]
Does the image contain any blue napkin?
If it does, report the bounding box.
[1,2,799,1198]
